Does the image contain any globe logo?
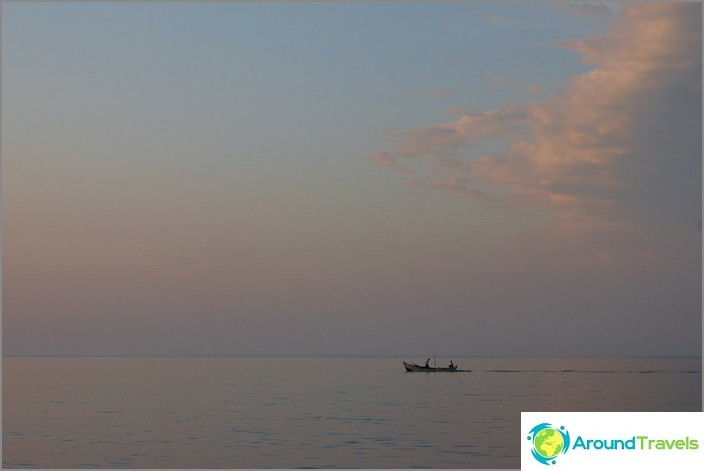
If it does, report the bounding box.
[527,423,570,465]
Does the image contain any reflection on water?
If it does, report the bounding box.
[3,357,701,468]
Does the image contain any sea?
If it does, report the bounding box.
[2,356,701,469]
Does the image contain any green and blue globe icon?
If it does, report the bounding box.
[527,423,570,465]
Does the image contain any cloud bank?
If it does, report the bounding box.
[370,3,701,254]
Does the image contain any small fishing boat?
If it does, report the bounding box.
[403,360,460,372]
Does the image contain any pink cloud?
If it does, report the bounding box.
[370,3,701,249]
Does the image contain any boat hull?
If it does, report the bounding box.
[403,361,459,372]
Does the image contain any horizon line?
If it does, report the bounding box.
[3,354,702,359]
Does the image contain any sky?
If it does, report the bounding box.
[2,2,701,357]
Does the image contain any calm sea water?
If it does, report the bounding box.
[2,356,701,468]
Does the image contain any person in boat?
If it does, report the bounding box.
[449,360,455,369]
[425,358,431,368]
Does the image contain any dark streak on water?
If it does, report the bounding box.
[485,369,701,373]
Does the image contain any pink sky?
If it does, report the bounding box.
[3,3,701,356]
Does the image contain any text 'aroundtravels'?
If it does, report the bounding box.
[572,436,699,451]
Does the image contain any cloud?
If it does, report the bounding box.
[389,106,531,156]
[420,87,454,97]
[370,3,701,261]
[490,76,507,86]
[559,4,701,91]
[374,3,702,268]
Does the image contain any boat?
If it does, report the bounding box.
[403,360,461,372]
